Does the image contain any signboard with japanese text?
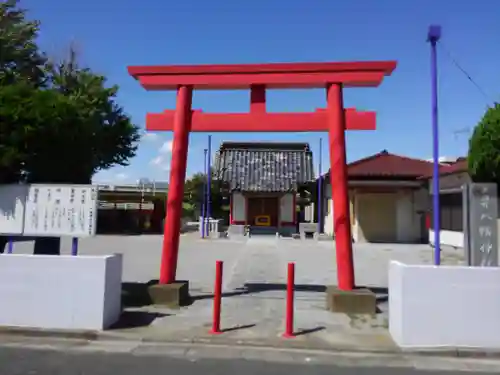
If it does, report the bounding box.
[0,184,29,235]
[468,183,498,267]
[23,184,98,237]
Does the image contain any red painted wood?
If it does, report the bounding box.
[282,262,295,338]
[210,260,224,335]
[146,108,375,132]
[250,85,266,113]
[137,71,386,90]
[159,86,192,284]
[327,84,355,291]
[229,194,233,224]
[128,60,396,80]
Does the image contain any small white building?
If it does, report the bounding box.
[318,150,433,243]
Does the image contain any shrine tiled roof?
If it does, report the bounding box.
[215,142,314,192]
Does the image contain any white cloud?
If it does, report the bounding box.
[150,155,170,171]
[149,139,173,173]
[115,172,128,181]
[92,170,132,184]
[142,132,159,142]
[159,140,173,154]
[150,156,163,166]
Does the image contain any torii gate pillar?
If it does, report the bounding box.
[327,83,355,289]
[129,61,396,301]
[159,85,192,284]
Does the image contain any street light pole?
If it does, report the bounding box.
[202,148,208,239]
[317,138,323,233]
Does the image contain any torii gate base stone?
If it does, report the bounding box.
[128,60,396,313]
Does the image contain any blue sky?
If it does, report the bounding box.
[22,0,500,184]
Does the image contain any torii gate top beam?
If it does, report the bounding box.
[127,60,397,90]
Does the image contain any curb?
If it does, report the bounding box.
[0,327,99,341]
[1,327,500,360]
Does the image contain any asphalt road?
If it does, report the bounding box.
[0,347,497,375]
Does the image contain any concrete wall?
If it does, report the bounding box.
[0,254,123,330]
[279,193,294,224]
[389,260,500,349]
[231,192,246,223]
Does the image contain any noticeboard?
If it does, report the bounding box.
[22,184,98,237]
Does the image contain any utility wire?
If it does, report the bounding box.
[438,41,496,108]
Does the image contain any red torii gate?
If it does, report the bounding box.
[128,61,396,295]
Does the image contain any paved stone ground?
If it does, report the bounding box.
[8,235,466,350]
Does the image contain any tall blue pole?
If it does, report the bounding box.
[317,138,323,233]
[428,25,441,265]
[206,135,212,233]
[202,148,208,239]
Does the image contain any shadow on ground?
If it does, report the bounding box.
[121,280,159,307]
[119,280,389,330]
[191,283,388,306]
[295,326,326,336]
[219,323,257,333]
[109,310,170,330]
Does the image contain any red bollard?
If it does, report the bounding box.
[283,262,295,338]
[210,260,224,334]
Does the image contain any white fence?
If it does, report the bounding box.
[198,217,221,238]
[428,229,464,248]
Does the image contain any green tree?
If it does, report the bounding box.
[468,103,500,184]
[184,169,228,220]
[0,0,47,183]
[0,0,46,86]
[24,47,141,184]
[0,82,83,183]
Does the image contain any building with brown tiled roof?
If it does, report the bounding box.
[346,150,435,179]
[314,150,471,244]
[317,150,439,243]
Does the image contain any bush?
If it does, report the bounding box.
[468,103,500,184]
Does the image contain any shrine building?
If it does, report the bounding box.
[215,141,314,235]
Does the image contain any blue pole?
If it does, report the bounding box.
[206,135,212,234]
[202,149,208,239]
[428,25,441,265]
[7,237,13,254]
[71,237,78,256]
[317,138,323,233]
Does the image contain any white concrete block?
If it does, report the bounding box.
[389,260,500,349]
[0,254,123,330]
